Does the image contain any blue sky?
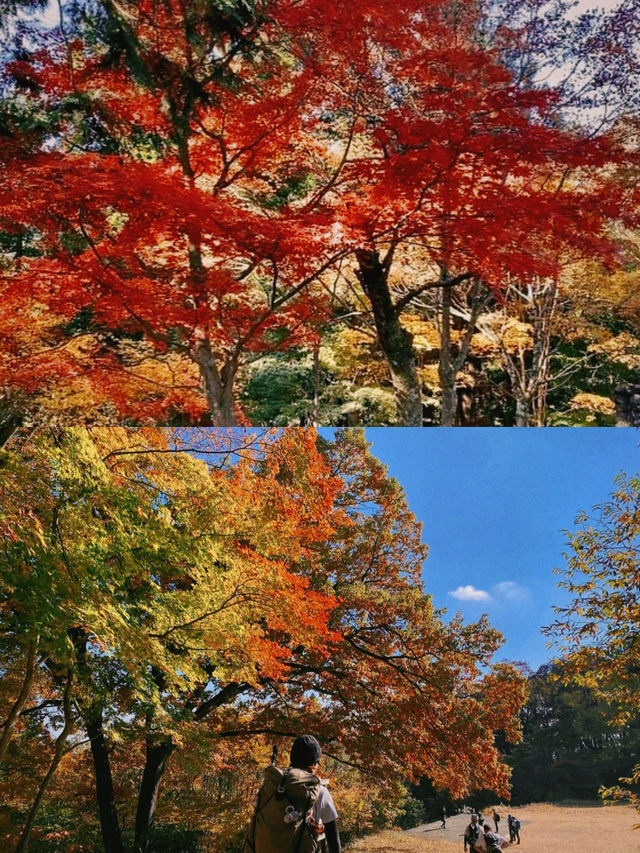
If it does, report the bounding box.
[321,428,640,672]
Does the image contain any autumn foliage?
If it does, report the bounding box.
[0,427,526,852]
[546,468,640,822]
[1,0,638,425]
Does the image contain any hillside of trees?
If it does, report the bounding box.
[1,0,639,428]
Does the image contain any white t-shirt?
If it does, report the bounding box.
[312,785,338,823]
[476,830,509,851]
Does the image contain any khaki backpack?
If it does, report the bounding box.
[243,765,323,853]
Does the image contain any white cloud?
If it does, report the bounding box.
[492,581,532,603]
[449,585,491,602]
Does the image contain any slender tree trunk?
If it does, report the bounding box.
[134,737,175,853]
[498,278,558,427]
[355,250,422,426]
[438,287,457,426]
[515,395,530,427]
[191,338,238,425]
[311,343,320,426]
[0,639,38,767]
[529,285,557,427]
[500,352,530,428]
[15,669,74,853]
[532,380,548,427]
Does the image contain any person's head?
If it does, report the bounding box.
[290,734,322,772]
[470,815,478,824]
[483,824,491,833]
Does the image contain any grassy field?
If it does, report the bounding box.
[349,830,458,853]
[349,802,639,853]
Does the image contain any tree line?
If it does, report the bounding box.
[398,661,640,825]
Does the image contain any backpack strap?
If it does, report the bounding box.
[276,767,291,800]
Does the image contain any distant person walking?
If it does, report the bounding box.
[507,814,521,845]
[441,806,447,829]
[464,813,483,853]
[492,809,501,833]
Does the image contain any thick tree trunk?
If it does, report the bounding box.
[355,250,422,426]
[131,684,247,853]
[134,738,175,853]
[15,670,74,853]
[86,714,125,853]
[191,337,238,426]
[0,639,38,767]
[69,628,124,853]
[438,287,457,426]
[615,386,640,426]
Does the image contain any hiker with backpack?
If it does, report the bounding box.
[492,809,501,833]
[482,822,510,851]
[463,813,483,852]
[243,735,341,853]
[507,814,521,844]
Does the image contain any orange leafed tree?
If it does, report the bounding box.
[0,426,342,852]
[2,427,525,852]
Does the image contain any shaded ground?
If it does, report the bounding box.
[350,802,639,852]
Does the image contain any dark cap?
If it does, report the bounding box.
[290,734,322,769]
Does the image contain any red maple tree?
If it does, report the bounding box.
[1,0,637,424]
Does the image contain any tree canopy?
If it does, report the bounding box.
[1,0,639,427]
[0,426,526,852]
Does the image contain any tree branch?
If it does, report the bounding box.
[393,271,476,316]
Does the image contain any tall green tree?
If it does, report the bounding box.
[546,469,640,817]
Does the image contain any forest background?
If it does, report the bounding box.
[1,0,640,429]
[1,426,639,853]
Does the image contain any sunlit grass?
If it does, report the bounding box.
[348,803,639,852]
[349,830,458,852]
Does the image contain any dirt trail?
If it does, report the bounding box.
[350,802,639,853]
